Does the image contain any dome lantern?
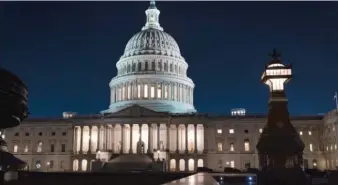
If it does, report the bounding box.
[142,0,163,31]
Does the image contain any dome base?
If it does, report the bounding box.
[101,100,196,114]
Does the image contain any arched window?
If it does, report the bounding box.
[179,159,185,171]
[138,62,142,71]
[145,62,149,70]
[158,62,162,71]
[170,159,176,172]
[132,63,136,72]
[188,159,194,172]
[197,159,203,167]
[244,139,250,151]
[37,141,43,153]
[81,159,87,171]
[73,159,79,171]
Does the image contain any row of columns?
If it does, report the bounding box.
[110,82,193,105]
[73,123,203,154]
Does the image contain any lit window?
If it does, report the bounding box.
[308,131,312,136]
[127,85,131,100]
[144,84,148,98]
[259,128,263,133]
[13,145,18,153]
[122,87,125,100]
[157,84,162,98]
[164,85,168,99]
[309,144,313,152]
[217,143,222,152]
[150,85,155,98]
[217,129,222,134]
[230,161,235,168]
[229,129,234,134]
[37,141,43,153]
[335,144,337,150]
[299,131,303,136]
[230,143,234,152]
[137,85,141,98]
[244,140,250,151]
[24,145,28,153]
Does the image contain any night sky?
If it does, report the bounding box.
[1,2,338,118]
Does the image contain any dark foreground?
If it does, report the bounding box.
[5,171,193,185]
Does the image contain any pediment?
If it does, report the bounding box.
[105,105,168,118]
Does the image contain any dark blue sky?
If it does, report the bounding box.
[1,2,338,117]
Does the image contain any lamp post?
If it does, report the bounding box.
[46,162,50,172]
[256,49,308,185]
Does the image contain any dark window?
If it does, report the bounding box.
[164,63,168,71]
[145,62,148,70]
[244,129,249,134]
[51,132,55,136]
[25,132,29,136]
[49,160,54,169]
[62,132,67,136]
[132,63,136,72]
[138,63,141,71]
[14,132,19,136]
[151,61,155,71]
[61,144,66,152]
[50,144,55,152]
[158,62,162,71]
[170,64,173,72]
[38,132,42,136]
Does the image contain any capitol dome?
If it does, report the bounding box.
[101,1,196,114]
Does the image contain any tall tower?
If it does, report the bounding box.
[256,49,308,185]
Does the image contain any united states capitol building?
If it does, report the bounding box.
[3,2,338,173]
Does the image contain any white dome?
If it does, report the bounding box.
[102,1,196,114]
[122,29,181,58]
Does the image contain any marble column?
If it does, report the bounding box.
[73,127,77,153]
[88,125,92,154]
[194,124,197,153]
[105,125,109,150]
[80,126,83,154]
[97,125,101,151]
[112,125,115,153]
[176,125,179,153]
[157,123,160,150]
[121,124,124,154]
[185,124,188,153]
[148,124,151,153]
[129,124,133,153]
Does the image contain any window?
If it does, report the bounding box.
[144,84,148,98]
[157,84,162,98]
[37,141,43,152]
[170,64,173,72]
[60,160,64,169]
[259,128,263,133]
[299,131,303,136]
[229,129,234,134]
[145,62,148,70]
[13,145,18,153]
[308,131,312,136]
[38,132,42,136]
[137,85,141,98]
[49,160,54,169]
[51,132,55,136]
[150,85,155,98]
[164,85,168,99]
[158,62,162,71]
[244,140,250,151]
[127,85,131,100]
[244,129,249,134]
[62,132,67,136]
[138,62,142,71]
[309,144,313,152]
[14,132,19,136]
[335,144,337,150]
[36,160,41,169]
[164,63,168,71]
[132,63,136,72]
[62,144,66,152]
[217,129,222,134]
[51,144,55,152]
[25,132,29,136]
[230,143,234,151]
[152,61,155,71]
[217,143,223,152]
[24,144,28,153]
[230,161,235,168]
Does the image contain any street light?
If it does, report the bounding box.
[46,162,50,172]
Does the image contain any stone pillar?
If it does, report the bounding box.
[112,125,115,153]
[97,125,101,151]
[80,126,83,154]
[194,124,197,153]
[73,126,77,153]
[121,124,124,154]
[148,124,151,153]
[185,124,188,153]
[162,82,165,100]
[129,124,133,153]
[176,125,179,153]
[105,125,109,150]
[157,123,160,150]
[88,125,92,154]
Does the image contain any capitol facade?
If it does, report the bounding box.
[3,1,338,172]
